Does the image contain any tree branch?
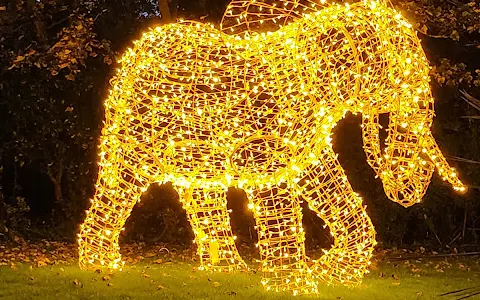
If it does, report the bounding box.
[47,160,64,203]
[26,0,48,46]
[460,90,480,112]
[158,0,172,23]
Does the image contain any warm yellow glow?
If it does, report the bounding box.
[78,0,466,295]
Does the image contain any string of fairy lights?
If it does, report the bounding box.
[78,0,466,295]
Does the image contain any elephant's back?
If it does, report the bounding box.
[105,22,250,183]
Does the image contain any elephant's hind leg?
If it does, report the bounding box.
[179,185,246,272]
[301,147,376,285]
[78,142,149,270]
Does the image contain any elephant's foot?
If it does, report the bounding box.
[196,241,247,272]
[261,261,319,295]
[78,233,124,271]
[193,224,247,272]
[311,249,373,286]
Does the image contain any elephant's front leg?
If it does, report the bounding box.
[301,147,377,285]
[180,185,246,272]
[247,183,317,294]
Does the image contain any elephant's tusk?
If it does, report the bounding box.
[422,132,468,193]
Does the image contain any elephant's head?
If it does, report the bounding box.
[360,13,467,207]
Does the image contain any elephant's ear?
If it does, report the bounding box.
[220,0,323,36]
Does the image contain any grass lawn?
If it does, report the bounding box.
[0,244,479,300]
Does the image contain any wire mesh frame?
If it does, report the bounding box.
[78,0,466,295]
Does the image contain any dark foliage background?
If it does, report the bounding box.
[0,0,479,252]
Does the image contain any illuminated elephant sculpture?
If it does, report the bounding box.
[78,0,466,295]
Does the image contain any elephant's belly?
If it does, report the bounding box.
[162,135,302,185]
[229,136,297,180]
[163,139,229,180]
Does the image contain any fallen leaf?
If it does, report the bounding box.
[102,275,111,281]
[411,267,422,273]
[143,274,150,278]
[392,282,401,286]
[213,282,221,287]
[145,252,156,258]
[103,56,112,65]
[37,260,47,267]
[157,284,167,290]
[0,6,6,11]
[65,74,75,81]
[13,56,24,63]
